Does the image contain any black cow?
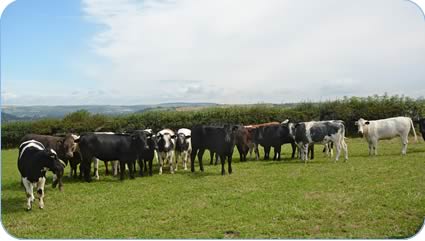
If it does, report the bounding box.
[18,140,65,210]
[191,125,238,175]
[78,131,149,182]
[419,118,425,141]
[253,124,296,160]
[21,134,78,161]
[137,129,158,177]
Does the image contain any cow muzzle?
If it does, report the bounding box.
[66,152,74,159]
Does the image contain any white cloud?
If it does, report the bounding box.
[80,0,425,104]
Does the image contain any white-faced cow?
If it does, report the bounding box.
[175,128,192,171]
[156,129,176,174]
[355,116,417,155]
[18,140,66,210]
[78,131,149,182]
[191,125,238,175]
[291,120,348,162]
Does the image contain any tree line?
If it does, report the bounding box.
[2,95,424,149]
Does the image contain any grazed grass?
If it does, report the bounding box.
[2,138,425,238]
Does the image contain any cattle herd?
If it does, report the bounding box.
[17,116,424,210]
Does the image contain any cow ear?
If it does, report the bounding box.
[185,135,191,139]
[365,121,370,125]
[171,135,176,139]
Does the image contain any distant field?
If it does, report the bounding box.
[2,138,425,239]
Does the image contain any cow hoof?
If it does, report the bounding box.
[39,206,44,209]
[26,207,32,211]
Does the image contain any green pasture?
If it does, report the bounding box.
[2,138,425,238]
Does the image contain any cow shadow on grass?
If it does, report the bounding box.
[1,196,27,214]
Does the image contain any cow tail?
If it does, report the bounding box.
[410,118,418,143]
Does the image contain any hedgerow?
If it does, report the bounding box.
[2,95,424,149]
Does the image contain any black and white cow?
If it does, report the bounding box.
[175,128,192,171]
[18,140,66,210]
[291,120,348,162]
[355,116,417,155]
[156,129,176,174]
[191,125,238,175]
[78,131,149,182]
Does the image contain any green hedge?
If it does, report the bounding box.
[2,95,424,149]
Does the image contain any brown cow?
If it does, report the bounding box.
[21,134,79,161]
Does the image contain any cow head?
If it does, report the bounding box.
[355,118,370,136]
[131,130,150,151]
[223,125,239,143]
[144,129,159,150]
[156,130,176,152]
[61,134,79,159]
[44,149,65,191]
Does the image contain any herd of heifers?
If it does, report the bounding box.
[17,116,425,210]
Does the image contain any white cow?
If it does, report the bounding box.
[156,129,176,174]
[355,116,417,155]
[175,128,192,171]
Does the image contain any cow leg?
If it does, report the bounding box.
[335,142,342,161]
[215,154,219,165]
[310,144,315,160]
[303,144,309,163]
[373,140,378,155]
[182,151,188,170]
[112,160,119,176]
[254,144,260,160]
[198,149,205,172]
[368,142,373,156]
[138,159,144,176]
[169,151,175,174]
[209,152,214,165]
[274,146,281,160]
[93,158,100,180]
[36,177,46,209]
[237,145,244,162]
[104,161,110,176]
[148,159,153,176]
[175,152,179,172]
[342,140,348,161]
[22,178,34,211]
[220,154,226,175]
[191,149,197,172]
[401,135,408,155]
[128,161,135,179]
[290,142,296,159]
[264,146,270,160]
[158,153,164,175]
[119,161,126,180]
[228,154,233,174]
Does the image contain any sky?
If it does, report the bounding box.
[1,0,425,105]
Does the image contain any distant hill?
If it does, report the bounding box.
[1,102,219,121]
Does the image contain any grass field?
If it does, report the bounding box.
[2,138,425,239]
